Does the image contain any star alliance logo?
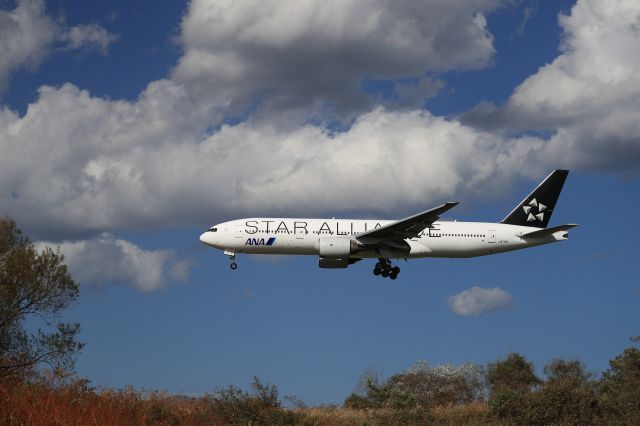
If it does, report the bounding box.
[523,198,546,222]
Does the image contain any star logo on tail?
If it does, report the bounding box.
[523,198,547,222]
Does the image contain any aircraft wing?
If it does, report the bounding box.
[357,202,459,243]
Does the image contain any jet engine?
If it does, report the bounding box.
[318,237,359,268]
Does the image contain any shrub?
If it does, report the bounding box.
[489,380,600,425]
[344,361,484,410]
[201,375,304,425]
[598,346,640,424]
[487,353,541,395]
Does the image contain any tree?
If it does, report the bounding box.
[0,216,83,379]
[599,346,640,424]
[487,352,541,395]
[543,358,591,384]
[344,361,485,409]
[489,378,600,425]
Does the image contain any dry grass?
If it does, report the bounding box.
[1,379,498,426]
[0,380,211,426]
[297,404,494,426]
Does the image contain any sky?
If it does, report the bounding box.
[1,0,639,404]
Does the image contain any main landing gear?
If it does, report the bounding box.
[225,250,238,270]
[373,259,400,280]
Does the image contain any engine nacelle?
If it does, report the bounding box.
[318,237,358,268]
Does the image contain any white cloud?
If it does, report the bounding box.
[37,234,190,292]
[61,23,119,55]
[448,286,512,316]
[173,0,500,120]
[2,0,555,242]
[463,0,640,173]
[0,82,544,238]
[0,0,117,91]
[5,0,639,247]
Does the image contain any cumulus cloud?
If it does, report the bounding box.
[36,234,190,292]
[463,0,640,173]
[0,82,545,238]
[4,0,638,251]
[173,0,500,120]
[448,286,512,316]
[61,23,119,55]
[0,0,117,92]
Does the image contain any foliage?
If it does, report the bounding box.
[0,216,83,379]
[201,375,303,425]
[1,375,309,426]
[344,361,485,410]
[487,352,541,395]
[598,346,640,424]
[490,357,600,425]
[489,380,600,425]
[544,358,591,384]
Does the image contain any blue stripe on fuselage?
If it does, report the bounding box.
[266,237,276,245]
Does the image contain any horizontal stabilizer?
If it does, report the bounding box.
[521,224,579,238]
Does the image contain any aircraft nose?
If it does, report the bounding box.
[199,232,213,246]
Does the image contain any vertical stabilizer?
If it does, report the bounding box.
[501,170,569,228]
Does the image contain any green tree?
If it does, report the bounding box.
[203,375,302,425]
[544,358,591,384]
[489,379,601,425]
[599,345,640,424]
[0,217,83,379]
[487,352,541,395]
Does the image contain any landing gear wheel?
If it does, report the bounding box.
[392,266,400,275]
[230,262,237,270]
[375,261,386,270]
[389,273,397,280]
[373,267,381,276]
[381,268,390,278]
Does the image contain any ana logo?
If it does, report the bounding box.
[523,198,546,222]
[245,237,276,246]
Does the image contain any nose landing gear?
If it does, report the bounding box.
[373,259,400,280]
[225,250,238,270]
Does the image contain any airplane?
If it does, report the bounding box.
[199,170,576,279]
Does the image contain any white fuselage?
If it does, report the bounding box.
[199,218,569,259]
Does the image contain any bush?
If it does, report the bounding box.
[598,346,640,424]
[489,380,600,425]
[345,361,485,410]
[487,353,541,395]
[201,375,304,425]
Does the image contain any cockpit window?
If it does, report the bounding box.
[208,227,217,232]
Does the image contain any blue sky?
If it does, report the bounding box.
[1,0,639,404]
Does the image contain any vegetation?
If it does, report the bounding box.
[1,216,640,425]
[598,343,640,424]
[487,352,541,394]
[0,216,83,380]
[344,361,485,410]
